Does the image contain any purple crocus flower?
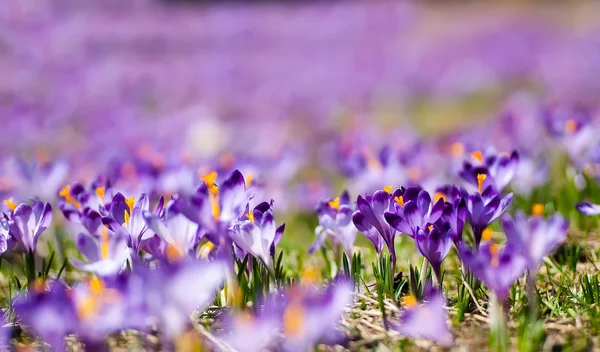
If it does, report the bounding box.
[143,201,200,262]
[13,281,78,350]
[414,223,453,284]
[501,212,569,271]
[459,150,519,193]
[0,215,10,255]
[103,192,164,252]
[218,311,280,352]
[135,260,227,339]
[352,190,396,266]
[460,242,527,301]
[576,200,600,215]
[71,227,131,277]
[394,288,453,345]
[275,279,354,352]
[384,187,444,237]
[466,187,513,249]
[229,201,285,267]
[309,190,357,257]
[9,200,52,252]
[180,169,254,241]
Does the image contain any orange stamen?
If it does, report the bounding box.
[471,151,483,163]
[532,203,544,216]
[477,174,487,194]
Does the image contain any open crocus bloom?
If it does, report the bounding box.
[72,227,131,277]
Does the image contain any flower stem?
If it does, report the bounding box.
[489,292,508,352]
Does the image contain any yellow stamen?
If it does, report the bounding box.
[245,172,253,188]
[3,197,16,211]
[125,196,135,213]
[167,244,184,262]
[301,266,321,285]
[471,151,483,163]
[209,193,220,220]
[428,225,434,231]
[434,192,446,203]
[283,303,305,336]
[565,119,577,134]
[402,294,418,308]
[34,278,47,292]
[100,227,110,259]
[89,277,105,294]
[394,195,405,207]
[451,142,465,156]
[477,174,487,194]
[383,185,392,194]
[201,171,218,189]
[489,243,500,256]
[124,210,130,226]
[247,211,255,223]
[532,203,544,216]
[59,185,81,209]
[199,241,214,259]
[95,187,105,202]
[328,197,340,210]
[482,228,493,242]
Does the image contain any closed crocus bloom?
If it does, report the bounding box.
[352,190,396,266]
[414,222,453,284]
[218,311,280,352]
[230,201,285,267]
[460,242,527,302]
[575,200,600,215]
[501,211,569,271]
[394,288,453,346]
[143,201,200,262]
[309,190,357,256]
[9,200,52,252]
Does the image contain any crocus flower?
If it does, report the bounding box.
[576,200,600,215]
[466,187,513,248]
[137,260,227,340]
[511,157,548,197]
[460,242,527,301]
[384,187,444,237]
[275,279,354,352]
[180,169,254,241]
[501,211,569,271]
[143,201,200,262]
[459,150,519,193]
[394,288,453,345]
[414,223,453,284]
[0,215,10,255]
[218,311,280,352]
[103,192,164,252]
[309,190,357,256]
[352,190,396,266]
[229,201,285,267]
[13,281,78,350]
[9,200,52,252]
[71,227,131,277]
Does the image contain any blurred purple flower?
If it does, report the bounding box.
[394,289,453,345]
[576,200,600,215]
[501,212,568,271]
[460,242,527,301]
[459,150,519,193]
[71,227,131,277]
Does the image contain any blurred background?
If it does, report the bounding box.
[1,0,600,211]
